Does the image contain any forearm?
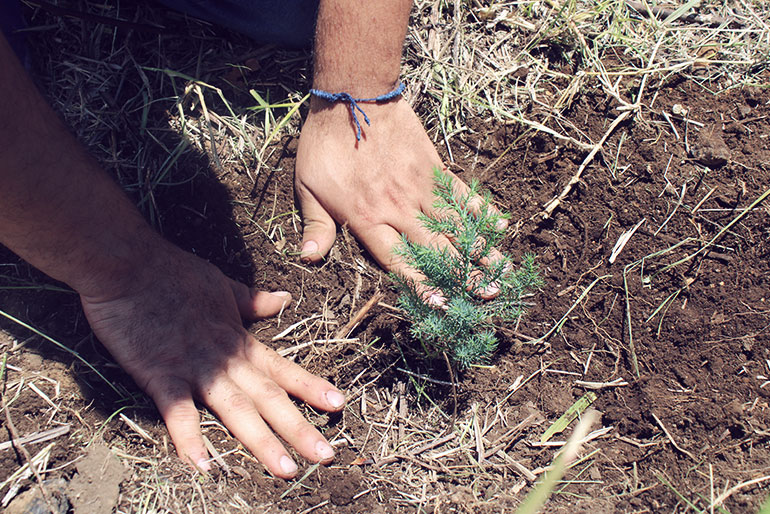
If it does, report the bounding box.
[312,0,411,96]
[0,34,160,297]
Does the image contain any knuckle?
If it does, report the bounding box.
[225,391,255,415]
[143,375,187,403]
[293,422,320,442]
[259,380,289,403]
[263,347,294,375]
[425,232,446,248]
[467,195,484,210]
[252,434,282,456]
[170,406,200,426]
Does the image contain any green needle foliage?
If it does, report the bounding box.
[393,169,542,369]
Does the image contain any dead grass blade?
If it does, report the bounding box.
[515,410,599,514]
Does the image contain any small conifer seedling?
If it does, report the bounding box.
[393,169,542,369]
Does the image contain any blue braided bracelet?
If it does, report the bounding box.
[309,82,406,141]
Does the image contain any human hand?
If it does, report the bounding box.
[79,240,345,478]
[295,97,508,303]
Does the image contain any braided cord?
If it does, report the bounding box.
[309,82,406,141]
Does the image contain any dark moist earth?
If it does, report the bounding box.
[2,25,770,514]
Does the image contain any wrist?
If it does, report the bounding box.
[309,78,400,100]
[306,82,406,141]
[72,223,174,301]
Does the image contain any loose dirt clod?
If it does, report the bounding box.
[692,125,731,168]
[66,444,126,514]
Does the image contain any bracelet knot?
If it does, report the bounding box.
[309,82,406,141]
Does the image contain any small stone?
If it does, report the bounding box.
[672,103,688,116]
[5,479,70,514]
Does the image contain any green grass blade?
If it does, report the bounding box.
[516,410,598,514]
[657,186,770,276]
[255,93,309,175]
[663,0,700,24]
[280,462,320,499]
[759,494,770,514]
[528,275,612,345]
[541,392,597,443]
[656,473,704,512]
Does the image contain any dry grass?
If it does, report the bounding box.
[2,0,770,512]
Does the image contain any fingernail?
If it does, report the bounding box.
[326,390,345,409]
[272,291,291,298]
[301,241,318,259]
[495,218,508,231]
[484,283,500,296]
[428,293,446,309]
[280,456,298,475]
[316,440,335,460]
[196,458,211,472]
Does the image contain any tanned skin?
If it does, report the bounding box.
[0,0,503,478]
[0,33,342,479]
[296,0,506,300]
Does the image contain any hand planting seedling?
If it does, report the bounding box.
[393,169,542,369]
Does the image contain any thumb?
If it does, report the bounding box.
[228,279,292,320]
[297,187,337,263]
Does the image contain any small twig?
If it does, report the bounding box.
[709,474,770,510]
[442,352,458,432]
[651,412,697,461]
[277,338,359,357]
[271,314,321,341]
[472,403,485,467]
[0,425,70,452]
[26,383,58,412]
[505,115,594,151]
[661,111,680,140]
[496,450,537,482]
[299,500,330,514]
[609,218,646,264]
[335,292,384,339]
[541,111,631,218]
[615,434,663,448]
[201,435,231,474]
[574,378,629,389]
[375,432,456,466]
[483,414,535,459]
[691,186,717,215]
[120,413,159,446]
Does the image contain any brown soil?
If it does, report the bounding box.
[2,4,770,513]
